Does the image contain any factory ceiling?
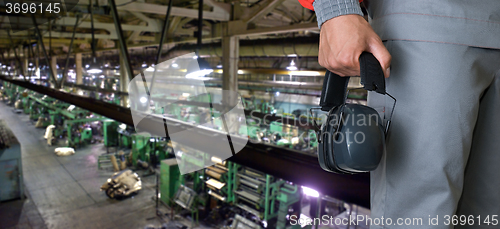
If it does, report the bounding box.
[0,0,319,60]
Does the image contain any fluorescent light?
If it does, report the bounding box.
[216,64,222,69]
[287,54,298,57]
[182,93,190,97]
[286,60,298,71]
[140,97,148,103]
[302,186,319,197]
[104,64,109,67]
[85,64,90,68]
[171,63,179,68]
[186,69,213,79]
[289,71,321,76]
[237,70,244,74]
[87,68,102,74]
[275,91,280,96]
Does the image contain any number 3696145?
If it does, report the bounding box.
[5,3,61,14]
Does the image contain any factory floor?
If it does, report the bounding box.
[0,102,180,229]
[0,101,370,229]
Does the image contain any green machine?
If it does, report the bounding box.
[233,167,284,222]
[21,92,33,114]
[160,158,181,205]
[130,133,172,168]
[276,184,301,229]
[64,117,107,148]
[260,101,275,114]
[204,161,238,203]
[131,132,152,167]
[239,119,262,141]
[117,125,134,148]
[103,120,120,147]
[269,121,299,148]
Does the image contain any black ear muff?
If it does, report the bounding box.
[312,52,396,174]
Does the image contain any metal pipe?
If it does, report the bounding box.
[31,14,59,88]
[7,31,26,81]
[61,15,80,88]
[109,0,135,82]
[147,0,173,106]
[154,0,173,66]
[90,0,97,64]
[197,0,203,53]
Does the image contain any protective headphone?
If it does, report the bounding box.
[311,52,396,174]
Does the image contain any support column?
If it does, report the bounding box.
[75,53,83,85]
[221,30,239,106]
[222,24,240,134]
[35,56,39,83]
[119,49,130,107]
[51,56,57,86]
[23,57,28,79]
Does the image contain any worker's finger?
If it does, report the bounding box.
[367,38,392,78]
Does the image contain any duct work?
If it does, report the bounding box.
[163,36,320,60]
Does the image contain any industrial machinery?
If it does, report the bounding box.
[2,77,363,228]
[205,159,238,204]
[0,120,23,201]
[100,169,142,199]
[64,116,107,148]
[130,133,173,169]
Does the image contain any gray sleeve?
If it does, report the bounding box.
[313,0,364,29]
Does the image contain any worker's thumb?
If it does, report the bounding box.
[368,41,392,78]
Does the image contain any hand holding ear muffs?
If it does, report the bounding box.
[311,52,396,174]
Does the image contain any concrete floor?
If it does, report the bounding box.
[0,102,168,229]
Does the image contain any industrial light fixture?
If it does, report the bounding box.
[87,0,102,75]
[302,186,319,197]
[87,62,102,74]
[286,60,298,71]
[186,57,212,79]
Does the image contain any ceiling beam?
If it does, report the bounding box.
[117,2,230,21]
[243,0,286,24]
[234,22,318,37]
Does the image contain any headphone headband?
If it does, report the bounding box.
[319,52,386,111]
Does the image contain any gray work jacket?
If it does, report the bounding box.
[313,0,500,49]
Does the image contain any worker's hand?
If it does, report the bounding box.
[318,14,391,78]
